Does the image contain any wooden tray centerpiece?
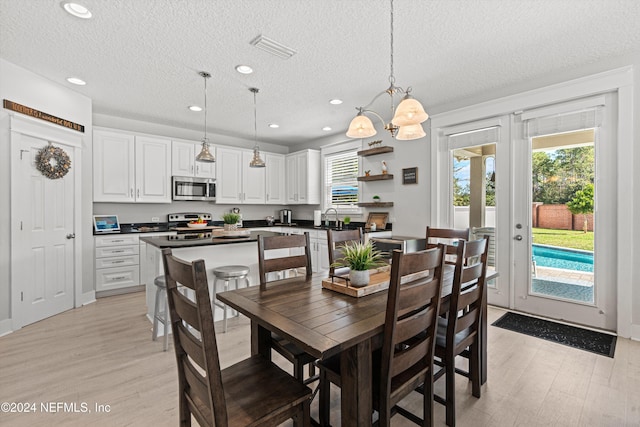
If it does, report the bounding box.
[321,265,433,298]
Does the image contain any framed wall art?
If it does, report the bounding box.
[402,167,418,184]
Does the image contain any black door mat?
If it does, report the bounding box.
[492,312,616,358]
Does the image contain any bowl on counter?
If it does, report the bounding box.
[187,222,208,229]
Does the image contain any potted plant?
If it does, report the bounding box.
[342,216,351,229]
[372,195,381,203]
[335,241,385,287]
[222,212,241,231]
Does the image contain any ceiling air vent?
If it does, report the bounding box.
[249,35,297,59]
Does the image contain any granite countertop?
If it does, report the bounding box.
[140,230,282,249]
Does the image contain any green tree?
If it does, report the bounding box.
[567,184,594,233]
[532,147,594,204]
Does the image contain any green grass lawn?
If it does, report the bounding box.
[532,228,594,251]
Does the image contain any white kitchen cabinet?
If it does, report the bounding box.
[265,153,286,204]
[278,227,329,274]
[93,129,172,203]
[216,146,266,204]
[285,149,320,204]
[171,140,215,178]
[95,234,140,295]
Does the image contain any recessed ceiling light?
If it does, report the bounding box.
[268,123,279,129]
[66,77,86,85]
[61,2,92,19]
[235,65,253,74]
[329,99,343,105]
[322,126,332,131]
[188,105,202,112]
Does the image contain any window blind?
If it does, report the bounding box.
[324,149,359,211]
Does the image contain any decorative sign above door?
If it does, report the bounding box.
[3,99,85,133]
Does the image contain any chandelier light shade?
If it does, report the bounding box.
[392,93,429,126]
[248,87,265,168]
[395,123,426,140]
[195,71,215,163]
[345,0,428,141]
[346,112,377,138]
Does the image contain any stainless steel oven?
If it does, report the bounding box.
[172,176,216,201]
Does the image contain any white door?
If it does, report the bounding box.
[171,140,195,176]
[295,152,309,203]
[13,134,75,326]
[265,153,285,204]
[512,95,616,330]
[93,129,135,202]
[135,136,171,203]
[242,150,266,204]
[216,146,243,204]
[440,118,511,308]
[285,154,298,204]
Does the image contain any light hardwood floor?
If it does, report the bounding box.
[0,291,638,426]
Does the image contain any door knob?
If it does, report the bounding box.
[66,233,76,239]
[514,235,523,241]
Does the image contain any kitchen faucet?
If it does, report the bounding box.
[324,208,339,228]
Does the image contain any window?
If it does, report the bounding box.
[324,147,360,212]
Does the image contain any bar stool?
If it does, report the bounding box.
[152,275,169,351]
[211,265,250,332]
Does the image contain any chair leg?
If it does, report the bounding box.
[319,370,330,427]
[162,290,169,351]
[423,371,434,427]
[470,341,481,398]
[223,279,229,333]
[445,353,456,426]
[293,359,304,382]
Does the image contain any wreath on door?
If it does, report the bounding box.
[35,143,71,179]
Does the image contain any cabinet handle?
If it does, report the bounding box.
[112,260,125,264]
[130,188,134,198]
[191,165,194,174]
[112,240,124,243]
[111,276,127,281]
[137,189,140,198]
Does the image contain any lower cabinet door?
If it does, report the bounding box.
[96,265,140,291]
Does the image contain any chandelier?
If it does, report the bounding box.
[346,0,428,141]
[195,71,215,162]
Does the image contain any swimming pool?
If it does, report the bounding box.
[533,244,593,272]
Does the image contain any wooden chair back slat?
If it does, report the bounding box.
[161,248,228,427]
[426,227,470,262]
[258,233,312,290]
[455,306,480,335]
[378,246,445,420]
[176,323,205,368]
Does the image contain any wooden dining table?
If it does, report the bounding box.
[217,265,498,426]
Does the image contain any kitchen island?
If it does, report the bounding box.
[140,230,282,324]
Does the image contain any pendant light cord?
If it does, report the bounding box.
[253,89,258,146]
[389,0,395,87]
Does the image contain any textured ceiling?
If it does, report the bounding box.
[2,0,640,147]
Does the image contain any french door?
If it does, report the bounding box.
[438,94,617,330]
[512,95,617,330]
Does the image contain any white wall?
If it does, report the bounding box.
[0,58,94,330]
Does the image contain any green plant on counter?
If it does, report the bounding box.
[222,213,241,224]
[343,216,351,225]
[334,241,385,271]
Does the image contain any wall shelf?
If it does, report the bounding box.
[358,174,393,181]
[357,146,394,157]
[357,202,394,207]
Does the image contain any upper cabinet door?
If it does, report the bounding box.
[172,141,216,178]
[285,154,299,204]
[215,146,243,204]
[242,151,266,204]
[295,152,309,203]
[93,130,135,202]
[135,135,172,203]
[171,141,195,176]
[265,153,285,204]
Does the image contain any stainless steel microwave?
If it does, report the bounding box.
[172,176,216,201]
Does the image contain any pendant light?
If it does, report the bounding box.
[195,71,215,163]
[346,0,428,140]
[248,87,266,168]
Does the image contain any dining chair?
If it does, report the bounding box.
[425,227,470,264]
[160,248,311,427]
[431,237,489,427]
[257,233,317,385]
[319,245,446,427]
[327,227,363,279]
